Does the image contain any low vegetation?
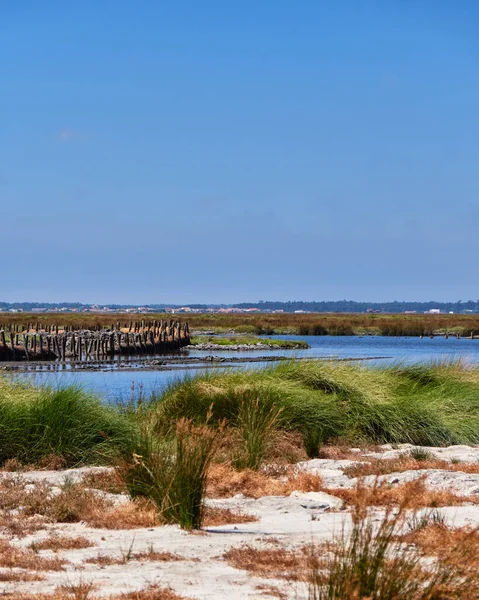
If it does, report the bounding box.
[189,335,309,348]
[0,378,133,467]
[308,504,479,599]
[3,311,479,336]
[225,505,479,599]
[149,360,479,449]
[0,585,190,600]
[123,417,221,529]
[1,359,479,535]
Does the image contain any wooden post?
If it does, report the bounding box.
[22,334,29,360]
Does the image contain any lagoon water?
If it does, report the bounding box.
[19,335,479,402]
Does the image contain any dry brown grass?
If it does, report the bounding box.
[326,476,479,509]
[207,463,322,498]
[0,539,66,571]
[85,549,184,566]
[0,569,45,581]
[254,584,288,599]
[318,444,384,460]
[0,475,160,531]
[83,497,159,530]
[402,522,479,565]
[202,506,257,526]
[26,480,158,529]
[29,535,94,552]
[0,456,67,472]
[344,456,479,478]
[5,310,479,338]
[2,583,191,599]
[112,586,191,600]
[80,469,127,494]
[215,430,308,465]
[223,545,310,581]
[56,582,98,600]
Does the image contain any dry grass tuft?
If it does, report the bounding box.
[30,535,94,552]
[203,506,257,526]
[57,582,98,600]
[84,554,122,566]
[131,549,183,562]
[85,548,184,566]
[344,455,479,478]
[207,463,322,498]
[0,569,45,581]
[80,469,127,494]
[1,458,26,472]
[254,584,288,599]
[401,522,479,565]
[36,454,67,471]
[84,497,159,530]
[223,545,309,581]
[326,476,479,509]
[2,584,191,600]
[112,585,191,599]
[0,539,66,571]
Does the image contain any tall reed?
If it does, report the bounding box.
[123,417,220,530]
[232,392,282,470]
[309,501,479,599]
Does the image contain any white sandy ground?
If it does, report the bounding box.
[1,444,479,599]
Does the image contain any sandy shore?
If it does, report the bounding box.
[1,444,479,598]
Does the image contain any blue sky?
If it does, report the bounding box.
[1,1,478,304]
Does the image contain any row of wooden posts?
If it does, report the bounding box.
[0,320,185,335]
[0,321,190,362]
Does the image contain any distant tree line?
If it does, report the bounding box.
[1,300,479,313]
[232,300,479,313]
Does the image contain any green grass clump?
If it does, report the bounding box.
[309,503,478,599]
[232,392,282,470]
[123,418,219,530]
[409,447,434,462]
[149,360,479,451]
[0,378,133,467]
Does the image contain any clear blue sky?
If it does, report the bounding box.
[1,1,478,304]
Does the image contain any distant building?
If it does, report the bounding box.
[425,309,441,314]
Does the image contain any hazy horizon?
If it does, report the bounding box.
[2,298,478,308]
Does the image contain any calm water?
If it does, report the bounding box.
[19,335,479,402]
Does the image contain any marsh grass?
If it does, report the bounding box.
[1,361,479,477]
[309,503,479,599]
[4,311,479,337]
[0,378,134,467]
[151,360,479,451]
[232,393,282,470]
[123,417,221,529]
